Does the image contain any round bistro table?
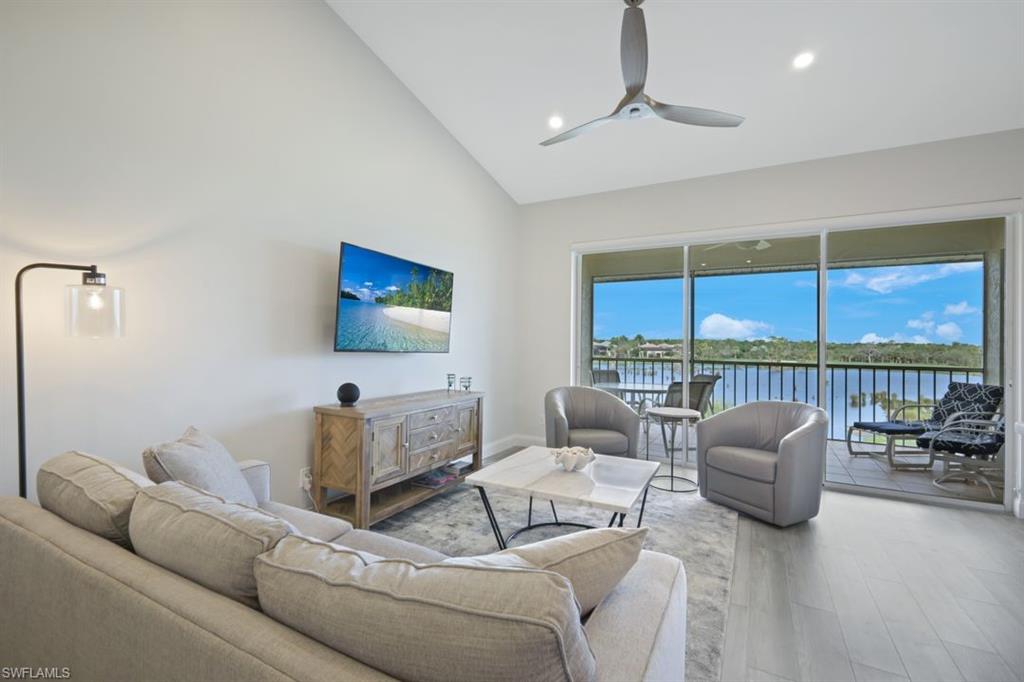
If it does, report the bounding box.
[646,406,701,493]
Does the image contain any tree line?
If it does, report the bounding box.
[374,267,453,313]
[596,335,982,368]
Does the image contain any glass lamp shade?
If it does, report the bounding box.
[66,284,125,338]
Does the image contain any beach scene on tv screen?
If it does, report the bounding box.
[335,245,453,352]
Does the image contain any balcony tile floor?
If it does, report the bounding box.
[642,425,1002,505]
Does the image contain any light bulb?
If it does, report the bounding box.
[548,114,564,129]
[87,290,105,310]
[792,52,815,69]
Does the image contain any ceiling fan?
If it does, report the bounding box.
[702,240,773,252]
[540,0,744,146]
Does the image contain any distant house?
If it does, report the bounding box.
[639,343,679,358]
[592,340,612,356]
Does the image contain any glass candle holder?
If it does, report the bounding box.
[460,376,472,391]
[446,373,456,391]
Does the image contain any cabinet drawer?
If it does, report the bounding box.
[408,406,454,431]
[408,440,456,474]
[408,424,453,452]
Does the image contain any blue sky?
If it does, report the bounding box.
[593,261,983,345]
[340,244,445,302]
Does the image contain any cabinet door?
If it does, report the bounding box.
[456,404,478,453]
[370,416,406,485]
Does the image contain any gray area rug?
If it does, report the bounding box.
[373,464,738,682]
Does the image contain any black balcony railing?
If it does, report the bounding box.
[589,356,984,440]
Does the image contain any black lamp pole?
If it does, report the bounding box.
[14,263,99,498]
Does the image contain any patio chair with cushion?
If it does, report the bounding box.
[916,415,1005,499]
[642,375,721,459]
[590,368,624,400]
[846,381,1003,470]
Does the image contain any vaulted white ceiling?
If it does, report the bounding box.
[328,0,1024,205]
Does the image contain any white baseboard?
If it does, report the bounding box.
[483,434,543,459]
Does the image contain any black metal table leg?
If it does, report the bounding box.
[636,486,649,527]
[549,500,559,524]
[476,486,506,550]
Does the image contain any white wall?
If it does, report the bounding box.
[516,130,1024,442]
[0,1,520,506]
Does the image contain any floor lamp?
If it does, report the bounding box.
[15,263,125,498]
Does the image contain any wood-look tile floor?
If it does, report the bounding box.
[721,491,1024,682]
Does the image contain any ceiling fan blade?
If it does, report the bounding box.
[648,99,745,127]
[620,6,648,95]
[539,115,615,146]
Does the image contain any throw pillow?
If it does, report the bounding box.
[142,426,257,505]
[500,527,648,614]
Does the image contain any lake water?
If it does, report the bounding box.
[336,299,450,352]
[596,361,984,439]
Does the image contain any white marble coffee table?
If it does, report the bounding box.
[465,445,660,549]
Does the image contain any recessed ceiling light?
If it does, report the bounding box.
[792,52,815,70]
[745,259,753,264]
[700,263,707,267]
[548,114,564,130]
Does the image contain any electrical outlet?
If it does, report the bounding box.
[299,467,313,492]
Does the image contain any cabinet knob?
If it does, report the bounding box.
[457,428,465,433]
[403,442,409,448]
[430,434,439,441]
[430,414,439,421]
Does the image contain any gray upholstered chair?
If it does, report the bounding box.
[545,386,641,458]
[696,401,828,527]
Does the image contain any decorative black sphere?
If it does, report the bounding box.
[337,383,360,406]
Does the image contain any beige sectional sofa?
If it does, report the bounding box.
[0,452,687,682]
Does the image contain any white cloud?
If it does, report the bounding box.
[935,321,963,341]
[938,262,983,275]
[906,312,935,333]
[843,272,865,286]
[834,261,982,294]
[860,332,929,344]
[699,313,772,340]
[363,281,374,287]
[943,301,977,315]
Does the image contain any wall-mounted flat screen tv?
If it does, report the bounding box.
[334,243,453,353]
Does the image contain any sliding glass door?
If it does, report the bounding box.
[577,216,1008,505]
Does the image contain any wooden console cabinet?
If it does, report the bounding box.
[313,390,483,528]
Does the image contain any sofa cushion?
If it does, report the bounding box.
[255,535,596,682]
[260,501,352,542]
[334,528,447,563]
[130,482,295,608]
[569,428,628,455]
[36,451,153,548]
[142,426,257,505]
[706,445,778,483]
[501,527,647,615]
